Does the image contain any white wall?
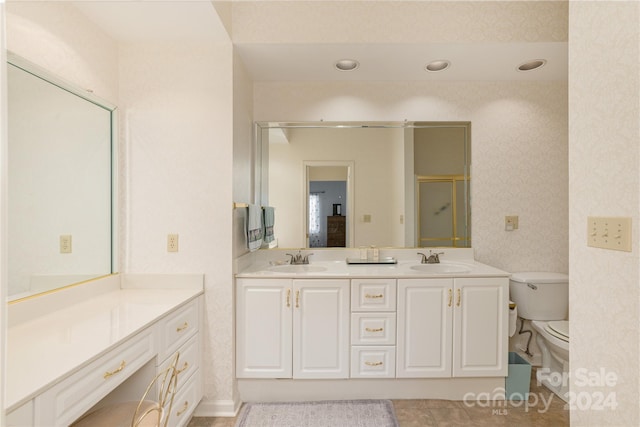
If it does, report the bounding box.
[231,49,254,406]
[254,80,569,274]
[1,3,8,423]
[5,2,118,103]
[118,40,236,413]
[233,51,255,261]
[569,2,640,425]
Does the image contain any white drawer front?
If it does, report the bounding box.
[351,279,396,311]
[7,400,33,427]
[36,328,155,426]
[159,299,199,361]
[350,346,396,378]
[158,333,200,390]
[166,370,201,427]
[351,313,396,345]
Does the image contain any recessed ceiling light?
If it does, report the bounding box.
[335,59,360,71]
[425,60,450,72]
[517,59,547,72]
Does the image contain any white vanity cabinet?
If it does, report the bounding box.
[397,277,508,378]
[452,277,508,377]
[397,278,453,378]
[350,279,397,378]
[6,280,203,427]
[236,278,350,379]
[156,298,202,427]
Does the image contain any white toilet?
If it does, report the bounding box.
[509,272,569,401]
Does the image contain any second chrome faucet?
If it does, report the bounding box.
[286,250,313,265]
[417,250,444,264]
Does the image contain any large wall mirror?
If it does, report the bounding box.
[256,121,471,249]
[7,53,117,301]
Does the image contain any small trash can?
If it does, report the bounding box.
[505,352,531,400]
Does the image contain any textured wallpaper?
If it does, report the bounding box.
[231,1,567,44]
[569,2,640,425]
[118,41,237,412]
[254,80,569,275]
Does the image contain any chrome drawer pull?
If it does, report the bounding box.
[176,322,189,332]
[365,327,384,332]
[103,360,126,379]
[365,361,383,366]
[365,294,383,299]
[176,401,189,417]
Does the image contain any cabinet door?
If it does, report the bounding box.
[293,279,350,379]
[452,278,508,377]
[236,279,292,378]
[397,279,453,378]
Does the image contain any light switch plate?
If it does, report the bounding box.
[587,217,632,252]
[60,235,72,253]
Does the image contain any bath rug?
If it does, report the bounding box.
[235,399,399,427]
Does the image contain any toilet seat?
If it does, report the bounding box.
[546,320,569,342]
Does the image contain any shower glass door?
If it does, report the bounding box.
[417,176,470,247]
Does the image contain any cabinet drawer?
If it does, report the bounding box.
[7,400,33,427]
[350,346,396,378]
[351,279,396,311]
[36,328,155,426]
[158,333,200,390]
[166,369,201,427]
[351,313,396,345]
[159,299,199,361]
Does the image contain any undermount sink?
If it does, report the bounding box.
[409,263,471,274]
[267,264,327,273]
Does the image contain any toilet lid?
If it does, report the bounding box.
[546,320,569,342]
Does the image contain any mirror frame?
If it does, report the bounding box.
[254,121,471,249]
[6,52,119,302]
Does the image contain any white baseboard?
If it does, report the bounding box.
[193,398,243,418]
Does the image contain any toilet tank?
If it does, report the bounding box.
[509,272,569,320]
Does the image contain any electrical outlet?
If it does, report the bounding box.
[167,234,179,252]
[60,235,72,253]
[505,216,519,231]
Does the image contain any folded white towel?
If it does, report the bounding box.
[247,204,263,252]
[263,206,275,244]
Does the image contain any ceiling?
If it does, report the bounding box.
[72,1,568,82]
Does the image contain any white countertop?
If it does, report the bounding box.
[6,279,203,411]
[236,248,510,279]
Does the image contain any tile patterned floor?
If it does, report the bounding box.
[187,369,570,427]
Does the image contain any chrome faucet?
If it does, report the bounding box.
[417,250,444,264]
[286,250,313,265]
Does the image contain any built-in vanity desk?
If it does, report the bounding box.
[6,274,204,427]
[235,249,510,402]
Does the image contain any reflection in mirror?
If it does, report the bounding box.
[305,161,354,248]
[7,54,117,301]
[256,122,470,249]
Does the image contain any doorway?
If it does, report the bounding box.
[304,161,354,248]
